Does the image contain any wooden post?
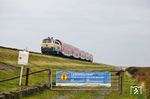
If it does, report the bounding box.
[25,68,29,86]
[119,70,123,94]
[50,70,53,89]
[47,69,51,88]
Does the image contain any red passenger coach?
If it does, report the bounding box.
[41,37,93,62]
[61,42,72,57]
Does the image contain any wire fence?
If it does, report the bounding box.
[0,68,49,85]
[0,68,124,95]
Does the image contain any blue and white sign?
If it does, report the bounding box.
[56,71,111,87]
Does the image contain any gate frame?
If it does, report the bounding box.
[48,69,124,94]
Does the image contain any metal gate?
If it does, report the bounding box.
[47,69,124,94]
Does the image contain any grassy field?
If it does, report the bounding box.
[0,47,146,99]
[126,67,150,99]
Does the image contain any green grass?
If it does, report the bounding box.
[0,47,146,99]
[22,72,146,99]
[105,72,146,99]
[0,47,115,92]
[22,90,104,99]
[126,67,150,99]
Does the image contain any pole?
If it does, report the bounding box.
[51,70,53,89]
[47,69,51,88]
[25,68,29,86]
[19,65,24,86]
[118,72,120,93]
[119,70,123,94]
[120,71,123,94]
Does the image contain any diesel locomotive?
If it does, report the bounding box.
[41,37,93,62]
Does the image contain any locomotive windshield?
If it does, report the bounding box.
[43,39,51,43]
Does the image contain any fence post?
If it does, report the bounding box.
[25,68,29,86]
[119,70,124,95]
[47,69,51,88]
[50,69,53,89]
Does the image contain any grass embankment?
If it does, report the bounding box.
[126,67,150,99]
[105,72,146,99]
[0,47,115,92]
[0,47,145,99]
[22,71,146,99]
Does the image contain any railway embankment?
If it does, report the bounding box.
[0,46,144,99]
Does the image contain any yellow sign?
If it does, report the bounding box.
[60,74,68,80]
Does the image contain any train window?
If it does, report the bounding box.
[43,40,46,43]
[47,40,51,43]
[43,39,51,43]
[55,41,59,45]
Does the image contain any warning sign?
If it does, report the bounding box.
[56,71,111,87]
[18,51,29,65]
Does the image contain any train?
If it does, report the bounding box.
[41,37,93,62]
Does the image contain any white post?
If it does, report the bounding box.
[18,50,29,86]
[19,65,24,86]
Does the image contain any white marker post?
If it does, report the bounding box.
[18,50,29,86]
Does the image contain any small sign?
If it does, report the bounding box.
[130,85,142,94]
[60,74,68,81]
[18,51,29,65]
[56,71,111,87]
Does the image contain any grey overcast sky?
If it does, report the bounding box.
[0,0,150,66]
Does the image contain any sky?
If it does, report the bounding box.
[0,0,150,66]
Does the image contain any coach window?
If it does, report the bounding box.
[55,41,59,45]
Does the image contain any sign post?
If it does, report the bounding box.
[18,50,29,86]
[19,65,24,86]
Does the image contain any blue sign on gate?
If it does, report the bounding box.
[56,71,111,87]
